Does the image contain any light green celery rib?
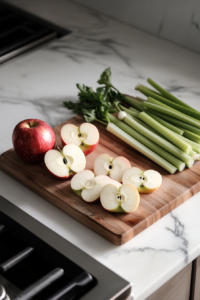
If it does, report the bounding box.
[136,84,174,103]
[123,96,143,112]
[189,150,200,161]
[145,111,184,135]
[129,107,142,113]
[149,94,200,120]
[147,111,200,136]
[136,85,162,96]
[124,116,185,170]
[130,116,161,135]
[107,118,177,174]
[136,96,147,101]
[147,97,200,121]
[183,130,200,144]
[123,114,192,167]
[174,133,200,154]
[138,111,192,154]
[119,105,139,118]
[143,102,200,129]
[147,78,199,113]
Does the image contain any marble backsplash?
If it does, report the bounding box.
[74,0,200,53]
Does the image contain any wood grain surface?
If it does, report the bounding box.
[1,115,200,245]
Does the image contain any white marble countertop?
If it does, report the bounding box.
[1,0,200,299]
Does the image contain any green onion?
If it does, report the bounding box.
[147,78,199,113]
[107,117,178,174]
[122,114,193,167]
[149,112,200,136]
[145,111,184,135]
[143,102,200,128]
[138,112,192,154]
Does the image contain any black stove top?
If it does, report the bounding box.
[0,212,95,300]
[0,196,132,300]
[0,1,71,63]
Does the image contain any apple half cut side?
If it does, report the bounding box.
[94,153,131,182]
[61,123,99,156]
[44,144,86,179]
[71,170,113,203]
[122,167,162,193]
[100,183,140,213]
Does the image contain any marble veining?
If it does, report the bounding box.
[75,0,200,53]
[1,0,200,299]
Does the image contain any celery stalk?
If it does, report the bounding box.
[149,112,200,136]
[116,115,185,170]
[147,97,200,120]
[129,107,142,113]
[146,111,184,135]
[124,96,143,111]
[131,116,160,135]
[189,150,200,161]
[147,78,199,113]
[150,95,200,119]
[106,121,177,174]
[119,105,139,117]
[123,114,193,167]
[143,102,200,128]
[136,84,172,103]
[174,134,200,154]
[138,112,192,154]
[183,130,200,144]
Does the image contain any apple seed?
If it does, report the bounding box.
[63,157,68,164]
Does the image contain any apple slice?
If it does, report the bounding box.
[100,183,140,213]
[94,153,131,182]
[44,144,86,179]
[122,167,162,193]
[61,123,99,156]
[71,170,113,202]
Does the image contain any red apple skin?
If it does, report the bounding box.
[12,119,56,164]
[61,137,99,156]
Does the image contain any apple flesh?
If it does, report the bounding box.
[122,167,162,193]
[94,153,131,182]
[44,144,86,179]
[71,170,113,203]
[61,123,99,156]
[12,119,55,164]
[100,183,140,213]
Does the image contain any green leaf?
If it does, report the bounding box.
[97,68,112,86]
[82,109,97,123]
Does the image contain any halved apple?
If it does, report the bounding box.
[100,183,140,213]
[61,123,99,156]
[71,170,113,203]
[122,167,162,193]
[44,144,86,179]
[94,153,131,182]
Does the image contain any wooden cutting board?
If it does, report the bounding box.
[1,115,200,245]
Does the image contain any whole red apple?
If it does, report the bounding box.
[12,119,56,164]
